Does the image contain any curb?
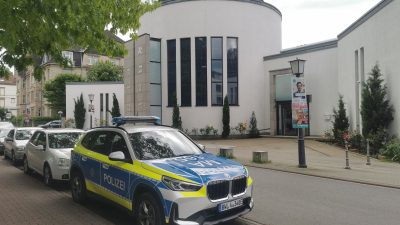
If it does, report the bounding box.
[244,163,400,190]
[238,217,270,225]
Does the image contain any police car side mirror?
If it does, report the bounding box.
[109,151,131,163]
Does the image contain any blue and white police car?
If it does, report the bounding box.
[70,116,254,225]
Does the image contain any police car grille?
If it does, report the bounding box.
[207,180,229,200]
[231,176,247,196]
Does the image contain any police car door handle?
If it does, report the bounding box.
[81,156,87,161]
[102,164,109,169]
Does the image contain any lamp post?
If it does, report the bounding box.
[88,94,95,129]
[290,58,307,168]
[57,111,63,128]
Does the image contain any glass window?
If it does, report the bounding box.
[180,38,191,106]
[149,62,161,84]
[211,37,223,106]
[110,133,130,159]
[167,40,176,106]
[7,130,14,138]
[195,37,207,106]
[48,132,82,149]
[150,40,161,62]
[81,131,112,156]
[29,131,41,146]
[150,84,161,106]
[36,132,47,146]
[227,37,238,105]
[129,130,202,160]
[15,129,36,140]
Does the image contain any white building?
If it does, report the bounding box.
[0,78,17,117]
[124,0,400,137]
[65,82,124,130]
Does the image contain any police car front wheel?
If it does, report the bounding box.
[71,171,87,204]
[135,193,164,225]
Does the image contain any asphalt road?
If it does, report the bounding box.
[244,167,400,225]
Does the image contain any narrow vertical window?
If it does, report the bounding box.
[180,38,191,106]
[227,37,238,105]
[195,37,207,106]
[150,38,162,119]
[211,37,223,106]
[167,40,176,106]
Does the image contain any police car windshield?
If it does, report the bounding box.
[129,130,203,160]
[48,132,82,149]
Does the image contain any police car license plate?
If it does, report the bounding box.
[218,198,243,212]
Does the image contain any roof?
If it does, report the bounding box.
[338,0,393,40]
[160,0,282,17]
[42,128,84,134]
[15,127,43,131]
[264,39,338,61]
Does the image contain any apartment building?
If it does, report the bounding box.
[0,77,17,117]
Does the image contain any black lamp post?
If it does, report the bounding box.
[289,58,307,168]
[88,93,95,129]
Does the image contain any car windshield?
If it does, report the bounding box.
[0,129,11,138]
[15,130,35,140]
[129,130,203,160]
[48,132,82,149]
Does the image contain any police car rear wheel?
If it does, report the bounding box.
[135,193,163,225]
[71,172,87,204]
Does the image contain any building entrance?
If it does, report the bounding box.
[276,101,297,136]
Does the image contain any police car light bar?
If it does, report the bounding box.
[112,116,161,126]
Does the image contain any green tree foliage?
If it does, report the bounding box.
[0,0,158,80]
[248,111,260,138]
[361,64,394,153]
[332,95,349,144]
[0,107,6,120]
[43,74,83,114]
[172,94,182,130]
[87,61,123,81]
[0,66,12,79]
[74,93,86,129]
[222,96,230,138]
[110,93,121,118]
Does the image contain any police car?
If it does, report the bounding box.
[70,116,254,225]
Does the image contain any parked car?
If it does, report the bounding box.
[70,116,254,225]
[38,120,62,128]
[0,128,14,156]
[24,129,83,186]
[3,127,43,165]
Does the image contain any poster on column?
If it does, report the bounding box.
[292,77,309,128]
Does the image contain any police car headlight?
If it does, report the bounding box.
[162,176,202,192]
[57,158,70,167]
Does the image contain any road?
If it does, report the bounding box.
[244,167,400,225]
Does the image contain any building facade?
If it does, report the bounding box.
[65,82,125,130]
[0,78,17,117]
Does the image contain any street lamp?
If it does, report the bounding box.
[289,58,307,168]
[57,111,63,128]
[88,94,95,129]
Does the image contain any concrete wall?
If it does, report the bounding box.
[66,82,124,130]
[138,0,282,131]
[338,0,400,136]
[264,44,338,136]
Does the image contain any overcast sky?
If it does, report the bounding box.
[266,0,382,48]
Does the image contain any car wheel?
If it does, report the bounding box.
[43,164,53,186]
[135,193,164,225]
[23,156,32,174]
[70,171,87,204]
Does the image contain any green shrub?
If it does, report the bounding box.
[380,139,400,162]
[332,95,349,146]
[248,111,260,138]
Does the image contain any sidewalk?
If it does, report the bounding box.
[199,137,400,189]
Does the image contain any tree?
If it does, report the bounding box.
[248,111,260,138]
[74,93,86,129]
[87,61,123,81]
[0,107,6,120]
[0,66,12,79]
[0,0,158,80]
[332,95,349,144]
[172,94,182,130]
[361,64,394,153]
[43,74,83,114]
[222,96,230,138]
[110,93,121,118]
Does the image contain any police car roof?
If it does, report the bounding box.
[122,125,176,134]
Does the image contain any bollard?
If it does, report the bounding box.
[345,140,351,169]
[253,151,268,164]
[366,139,371,165]
[219,147,234,159]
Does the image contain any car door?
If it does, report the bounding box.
[33,132,47,174]
[100,131,132,208]
[26,131,41,172]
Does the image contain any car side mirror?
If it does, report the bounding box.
[109,151,131,163]
[35,145,44,151]
[197,143,206,151]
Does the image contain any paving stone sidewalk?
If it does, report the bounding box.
[199,137,400,189]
